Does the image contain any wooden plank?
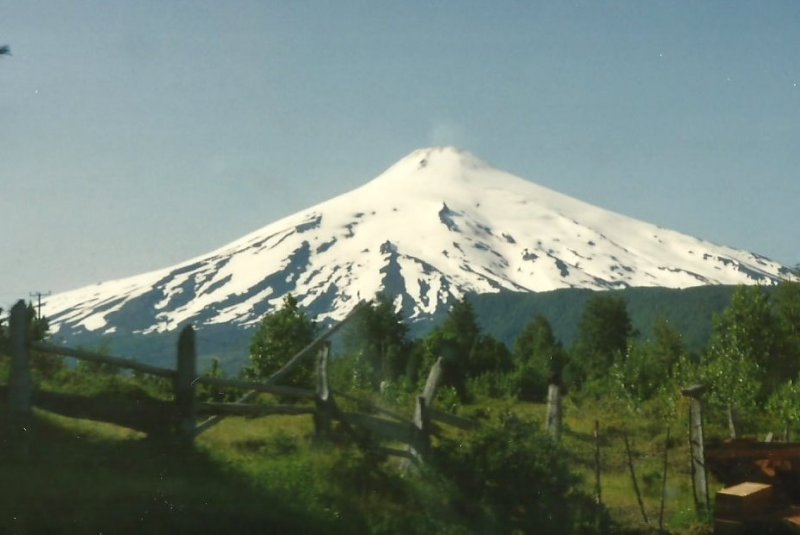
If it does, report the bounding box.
[197,402,314,417]
[707,443,800,461]
[265,300,369,385]
[30,341,176,379]
[343,412,413,445]
[194,376,315,399]
[783,513,800,533]
[428,408,476,430]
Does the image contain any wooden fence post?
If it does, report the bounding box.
[314,341,334,440]
[594,420,602,508]
[411,396,431,459]
[409,357,443,463]
[175,326,197,448]
[659,426,671,533]
[681,384,709,519]
[546,381,562,441]
[8,300,32,433]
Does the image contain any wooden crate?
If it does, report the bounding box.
[716,482,774,518]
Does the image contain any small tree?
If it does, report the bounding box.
[767,380,800,441]
[246,294,317,387]
[613,317,688,403]
[773,281,800,382]
[703,334,762,439]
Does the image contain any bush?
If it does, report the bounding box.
[434,411,610,534]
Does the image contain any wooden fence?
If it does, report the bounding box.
[2,299,474,461]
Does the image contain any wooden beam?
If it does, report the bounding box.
[330,389,409,423]
[193,390,259,437]
[194,376,315,399]
[30,341,176,379]
[342,412,413,445]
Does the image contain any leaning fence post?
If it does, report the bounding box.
[411,395,431,460]
[545,378,563,441]
[681,384,709,519]
[313,341,333,440]
[175,325,197,448]
[9,300,32,433]
[409,357,443,463]
[623,430,650,527]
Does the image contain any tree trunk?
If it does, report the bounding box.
[727,404,738,439]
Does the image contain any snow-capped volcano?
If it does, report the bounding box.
[44,147,795,338]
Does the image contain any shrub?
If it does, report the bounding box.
[434,411,610,534]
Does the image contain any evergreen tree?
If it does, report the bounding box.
[246,294,317,386]
[344,293,411,387]
[511,315,565,401]
[424,296,510,400]
[566,293,635,388]
[26,303,50,342]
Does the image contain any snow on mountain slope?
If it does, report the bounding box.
[43,147,796,337]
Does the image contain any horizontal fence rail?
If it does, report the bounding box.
[31,341,176,378]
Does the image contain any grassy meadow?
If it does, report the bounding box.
[1,387,719,534]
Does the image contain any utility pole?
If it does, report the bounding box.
[29,291,51,320]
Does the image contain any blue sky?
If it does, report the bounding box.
[1,1,798,306]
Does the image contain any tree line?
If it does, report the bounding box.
[243,281,800,438]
